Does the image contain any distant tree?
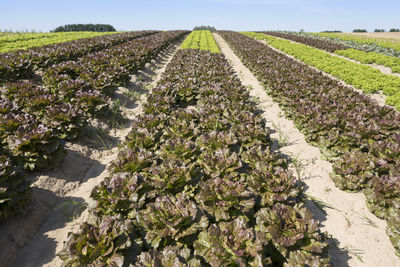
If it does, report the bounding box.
[389,28,400,32]
[374,29,385,32]
[193,25,216,32]
[52,24,116,32]
[353,29,367,32]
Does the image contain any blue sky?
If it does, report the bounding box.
[1,0,399,32]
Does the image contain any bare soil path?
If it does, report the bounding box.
[214,32,400,267]
[6,41,183,267]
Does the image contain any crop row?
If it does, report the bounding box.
[262,31,400,74]
[316,32,400,54]
[0,31,187,222]
[335,48,400,73]
[0,32,110,45]
[244,32,400,110]
[0,150,30,222]
[180,30,220,53]
[274,31,400,59]
[0,30,158,82]
[261,31,349,53]
[58,48,329,266]
[218,31,400,256]
[0,31,116,53]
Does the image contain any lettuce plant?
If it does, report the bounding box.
[0,153,30,221]
[194,217,264,265]
[137,193,208,248]
[195,175,255,221]
[255,204,328,256]
[58,216,134,266]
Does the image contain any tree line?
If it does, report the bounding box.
[51,24,116,32]
[353,28,400,33]
[193,25,216,31]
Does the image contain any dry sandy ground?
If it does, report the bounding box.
[214,33,400,267]
[347,32,400,40]
[5,42,182,267]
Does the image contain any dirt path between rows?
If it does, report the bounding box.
[214,33,400,267]
[8,41,182,267]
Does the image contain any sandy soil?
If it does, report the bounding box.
[347,32,400,40]
[214,33,400,267]
[6,41,182,267]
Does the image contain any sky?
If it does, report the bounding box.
[1,0,399,32]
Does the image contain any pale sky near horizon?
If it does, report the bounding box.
[1,0,399,32]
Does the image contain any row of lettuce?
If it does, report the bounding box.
[244,32,400,111]
[275,31,400,59]
[262,31,400,74]
[0,31,188,222]
[58,46,330,266]
[315,32,400,55]
[0,30,159,82]
[0,31,118,53]
[219,31,400,257]
[180,30,221,53]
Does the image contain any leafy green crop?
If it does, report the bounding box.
[243,31,400,110]
[260,31,400,73]
[0,31,188,224]
[262,31,349,53]
[220,30,400,257]
[316,32,400,53]
[0,32,116,53]
[181,30,220,53]
[0,152,30,222]
[0,31,159,83]
[271,30,400,59]
[58,49,329,265]
[336,48,400,73]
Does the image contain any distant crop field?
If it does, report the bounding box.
[348,32,400,40]
[0,31,117,53]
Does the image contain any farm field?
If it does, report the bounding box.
[317,32,400,46]
[348,32,400,40]
[0,31,117,53]
[243,31,400,110]
[261,31,400,74]
[0,29,399,267]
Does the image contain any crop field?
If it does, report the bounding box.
[0,29,399,267]
[0,31,117,53]
[245,31,400,110]
[318,32,400,47]
[348,32,400,40]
